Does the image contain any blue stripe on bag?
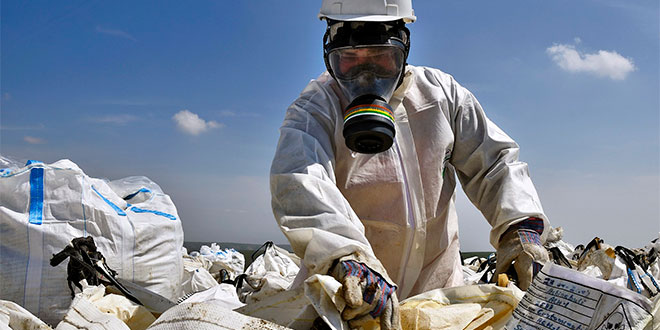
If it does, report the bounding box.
[28,168,44,225]
[130,206,177,220]
[91,185,127,216]
[124,188,151,200]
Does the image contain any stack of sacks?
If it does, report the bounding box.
[194,243,245,279]
[542,228,660,299]
[181,244,245,295]
[543,227,623,281]
[0,280,159,330]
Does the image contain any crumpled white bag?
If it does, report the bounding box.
[299,275,524,330]
[462,264,490,286]
[0,300,51,330]
[238,243,299,304]
[181,255,219,295]
[178,284,245,311]
[180,245,246,297]
[55,281,155,330]
[236,285,310,328]
[577,243,617,279]
[193,244,245,280]
[146,302,291,330]
[0,159,184,325]
[396,284,525,330]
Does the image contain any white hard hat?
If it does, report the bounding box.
[319,0,416,23]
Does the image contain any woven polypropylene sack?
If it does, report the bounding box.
[147,302,291,330]
[0,159,184,325]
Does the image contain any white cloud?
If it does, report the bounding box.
[89,114,138,125]
[95,26,137,41]
[24,136,46,144]
[172,110,222,136]
[546,43,636,80]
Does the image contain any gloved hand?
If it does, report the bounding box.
[494,218,549,291]
[331,260,401,330]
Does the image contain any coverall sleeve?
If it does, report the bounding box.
[448,79,549,249]
[270,79,389,279]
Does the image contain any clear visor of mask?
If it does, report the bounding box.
[328,45,405,101]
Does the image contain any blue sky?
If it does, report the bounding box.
[2,1,658,251]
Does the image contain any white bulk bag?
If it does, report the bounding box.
[195,243,245,280]
[178,284,245,311]
[0,300,51,330]
[146,302,290,330]
[0,159,184,325]
[238,242,299,304]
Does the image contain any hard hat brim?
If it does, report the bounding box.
[319,14,416,23]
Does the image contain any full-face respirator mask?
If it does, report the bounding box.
[323,20,410,154]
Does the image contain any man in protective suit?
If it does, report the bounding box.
[270,1,550,328]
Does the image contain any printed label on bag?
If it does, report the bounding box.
[504,263,653,330]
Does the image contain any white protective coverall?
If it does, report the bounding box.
[270,65,549,299]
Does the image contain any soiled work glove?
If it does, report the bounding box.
[494,218,549,291]
[331,260,401,330]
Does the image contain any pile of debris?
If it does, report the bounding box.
[1,158,658,329]
[462,226,660,300]
[0,158,294,330]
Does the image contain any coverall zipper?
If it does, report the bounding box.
[394,140,415,286]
